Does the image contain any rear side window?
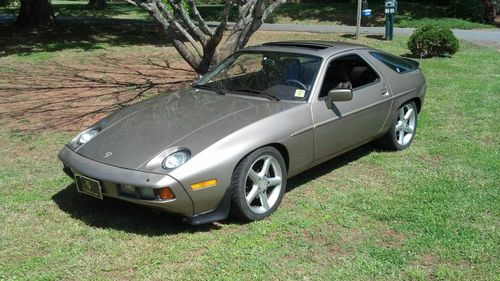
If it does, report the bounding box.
[370,52,419,73]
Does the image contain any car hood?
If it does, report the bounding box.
[74,88,297,170]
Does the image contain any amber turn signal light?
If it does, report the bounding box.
[191,179,217,190]
[156,187,175,200]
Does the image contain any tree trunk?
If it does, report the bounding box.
[483,0,496,23]
[129,0,286,75]
[88,0,106,10]
[15,0,56,27]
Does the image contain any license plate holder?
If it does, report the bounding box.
[75,174,103,200]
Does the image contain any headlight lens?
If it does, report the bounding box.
[77,128,100,145]
[162,150,190,169]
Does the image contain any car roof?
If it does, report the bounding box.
[242,40,370,58]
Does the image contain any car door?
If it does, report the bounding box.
[311,51,393,162]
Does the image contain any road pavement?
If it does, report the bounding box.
[1,14,499,48]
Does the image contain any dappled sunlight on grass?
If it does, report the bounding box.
[0,29,498,280]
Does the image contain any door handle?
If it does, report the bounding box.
[381,91,390,97]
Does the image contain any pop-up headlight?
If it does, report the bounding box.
[144,147,191,172]
[69,127,101,149]
[162,150,190,169]
[77,128,100,145]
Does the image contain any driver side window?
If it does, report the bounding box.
[319,54,380,98]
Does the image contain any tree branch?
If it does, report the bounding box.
[263,0,286,19]
[185,0,215,36]
[166,0,209,46]
[155,0,204,57]
[214,0,232,38]
[127,0,288,74]
[221,0,286,59]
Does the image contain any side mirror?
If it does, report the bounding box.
[326,89,353,108]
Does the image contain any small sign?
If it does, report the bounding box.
[75,175,103,199]
[294,89,306,98]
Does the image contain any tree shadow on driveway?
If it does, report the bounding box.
[0,53,196,132]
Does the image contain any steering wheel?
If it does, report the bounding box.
[283,79,307,90]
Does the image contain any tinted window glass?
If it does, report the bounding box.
[319,54,380,97]
[196,52,322,101]
[370,52,418,73]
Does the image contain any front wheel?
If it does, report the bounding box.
[230,147,287,222]
[377,102,418,150]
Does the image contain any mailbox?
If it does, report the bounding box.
[384,0,398,15]
[361,0,371,17]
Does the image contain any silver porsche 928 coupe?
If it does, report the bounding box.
[59,41,426,225]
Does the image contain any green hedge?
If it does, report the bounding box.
[408,25,459,58]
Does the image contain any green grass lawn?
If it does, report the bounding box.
[0,0,495,29]
[0,28,499,280]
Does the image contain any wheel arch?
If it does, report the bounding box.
[408,97,422,113]
[228,142,289,222]
[267,143,290,172]
[232,142,290,175]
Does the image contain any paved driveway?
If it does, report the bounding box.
[1,14,499,48]
[257,23,500,49]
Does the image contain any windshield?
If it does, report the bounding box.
[194,51,322,101]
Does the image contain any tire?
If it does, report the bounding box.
[230,146,287,222]
[377,101,418,151]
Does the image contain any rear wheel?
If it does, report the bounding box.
[230,147,287,221]
[377,102,418,150]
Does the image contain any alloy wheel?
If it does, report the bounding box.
[244,155,283,214]
[395,104,416,146]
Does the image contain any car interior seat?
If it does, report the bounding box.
[320,61,353,97]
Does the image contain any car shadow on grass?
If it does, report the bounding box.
[52,143,380,233]
[221,143,379,225]
[52,184,221,235]
[287,143,377,192]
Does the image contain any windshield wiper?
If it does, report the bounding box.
[193,84,226,95]
[234,88,280,101]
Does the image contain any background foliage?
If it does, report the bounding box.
[408,25,459,57]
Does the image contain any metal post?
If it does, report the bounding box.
[390,14,395,40]
[355,0,362,40]
[385,14,394,40]
[385,14,390,40]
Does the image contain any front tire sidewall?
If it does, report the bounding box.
[232,147,287,221]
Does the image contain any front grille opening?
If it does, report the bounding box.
[119,185,156,200]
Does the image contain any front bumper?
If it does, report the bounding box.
[58,146,194,217]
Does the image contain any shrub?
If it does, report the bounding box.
[408,25,459,58]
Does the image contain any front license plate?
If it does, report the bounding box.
[75,175,103,199]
